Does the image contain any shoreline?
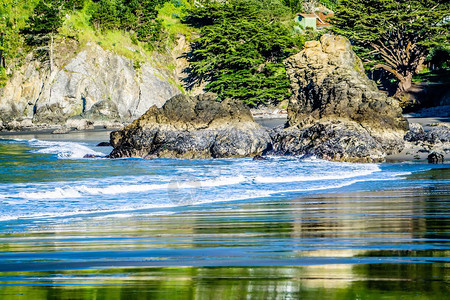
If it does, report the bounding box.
[1,114,448,163]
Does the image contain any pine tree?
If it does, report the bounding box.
[331,0,450,97]
[185,0,303,106]
[21,0,64,72]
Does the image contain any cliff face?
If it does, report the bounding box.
[0,42,181,129]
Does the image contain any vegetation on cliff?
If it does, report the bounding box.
[0,0,189,83]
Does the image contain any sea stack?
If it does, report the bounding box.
[269,34,409,162]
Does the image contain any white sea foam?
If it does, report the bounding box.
[28,139,104,159]
[254,165,380,183]
[18,187,83,199]
[14,175,248,200]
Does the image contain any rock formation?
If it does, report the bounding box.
[269,121,385,162]
[107,93,270,159]
[0,42,180,130]
[403,122,450,162]
[269,34,409,162]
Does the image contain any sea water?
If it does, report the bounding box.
[0,136,449,299]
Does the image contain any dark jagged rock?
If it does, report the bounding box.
[404,123,450,161]
[252,155,267,161]
[268,35,408,162]
[107,93,270,159]
[96,142,111,147]
[404,123,426,142]
[426,124,450,144]
[428,151,444,164]
[269,121,384,162]
[83,154,103,158]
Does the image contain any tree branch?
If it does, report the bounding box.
[374,63,405,81]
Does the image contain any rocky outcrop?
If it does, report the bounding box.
[269,121,385,162]
[269,34,409,162]
[108,93,270,159]
[403,123,450,162]
[0,42,180,130]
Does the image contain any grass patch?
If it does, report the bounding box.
[158,0,194,40]
[58,10,152,66]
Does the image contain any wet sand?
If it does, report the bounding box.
[0,168,449,299]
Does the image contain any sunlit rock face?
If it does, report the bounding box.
[269,34,409,162]
[108,93,271,159]
[0,43,179,130]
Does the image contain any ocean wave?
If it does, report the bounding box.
[14,175,248,200]
[8,164,386,201]
[254,167,379,183]
[28,139,104,159]
[0,171,411,222]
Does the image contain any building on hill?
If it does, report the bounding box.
[295,11,333,32]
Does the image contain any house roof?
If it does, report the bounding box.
[297,12,334,27]
[298,13,317,18]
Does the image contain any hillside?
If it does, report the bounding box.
[0,0,196,130]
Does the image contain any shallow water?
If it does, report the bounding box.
[0,136,449,299]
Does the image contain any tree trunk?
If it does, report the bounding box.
[49,34,53,73]
[394,72,413,98]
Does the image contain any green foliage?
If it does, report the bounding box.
[318,0,338,10]
[331,0,450,94]
[88,0,121,30]
[87,0,170,46]
[0,0,36,67]
[21,0,64,45]
[185,0,304,106]
[281,0,303,13]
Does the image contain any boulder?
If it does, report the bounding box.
[66,118,94,131]
[428,151,444,164]
[269,121,385,162]
[403,123,450,161]
[52,126,72,134]
[426,124,450,144]
[404,123,426,143]
[270,34,409,162]
[284,35,408,132]
[107,93,271,159]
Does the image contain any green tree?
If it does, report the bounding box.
[89,0,121,30]
[185,0,303,106]
[281,0,303,13]
[0,0,34,73]
[21,0,64,72]
[331,0,450,97]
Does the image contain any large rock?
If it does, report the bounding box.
[107,93,271,159]
[269,121,385,163]
[403,123,450,162]
[0,41,180,129]
[284,35,408,132]
[270,35,409,162]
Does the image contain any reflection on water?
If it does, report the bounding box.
[0,264,448,299]
[0,169,449,299]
